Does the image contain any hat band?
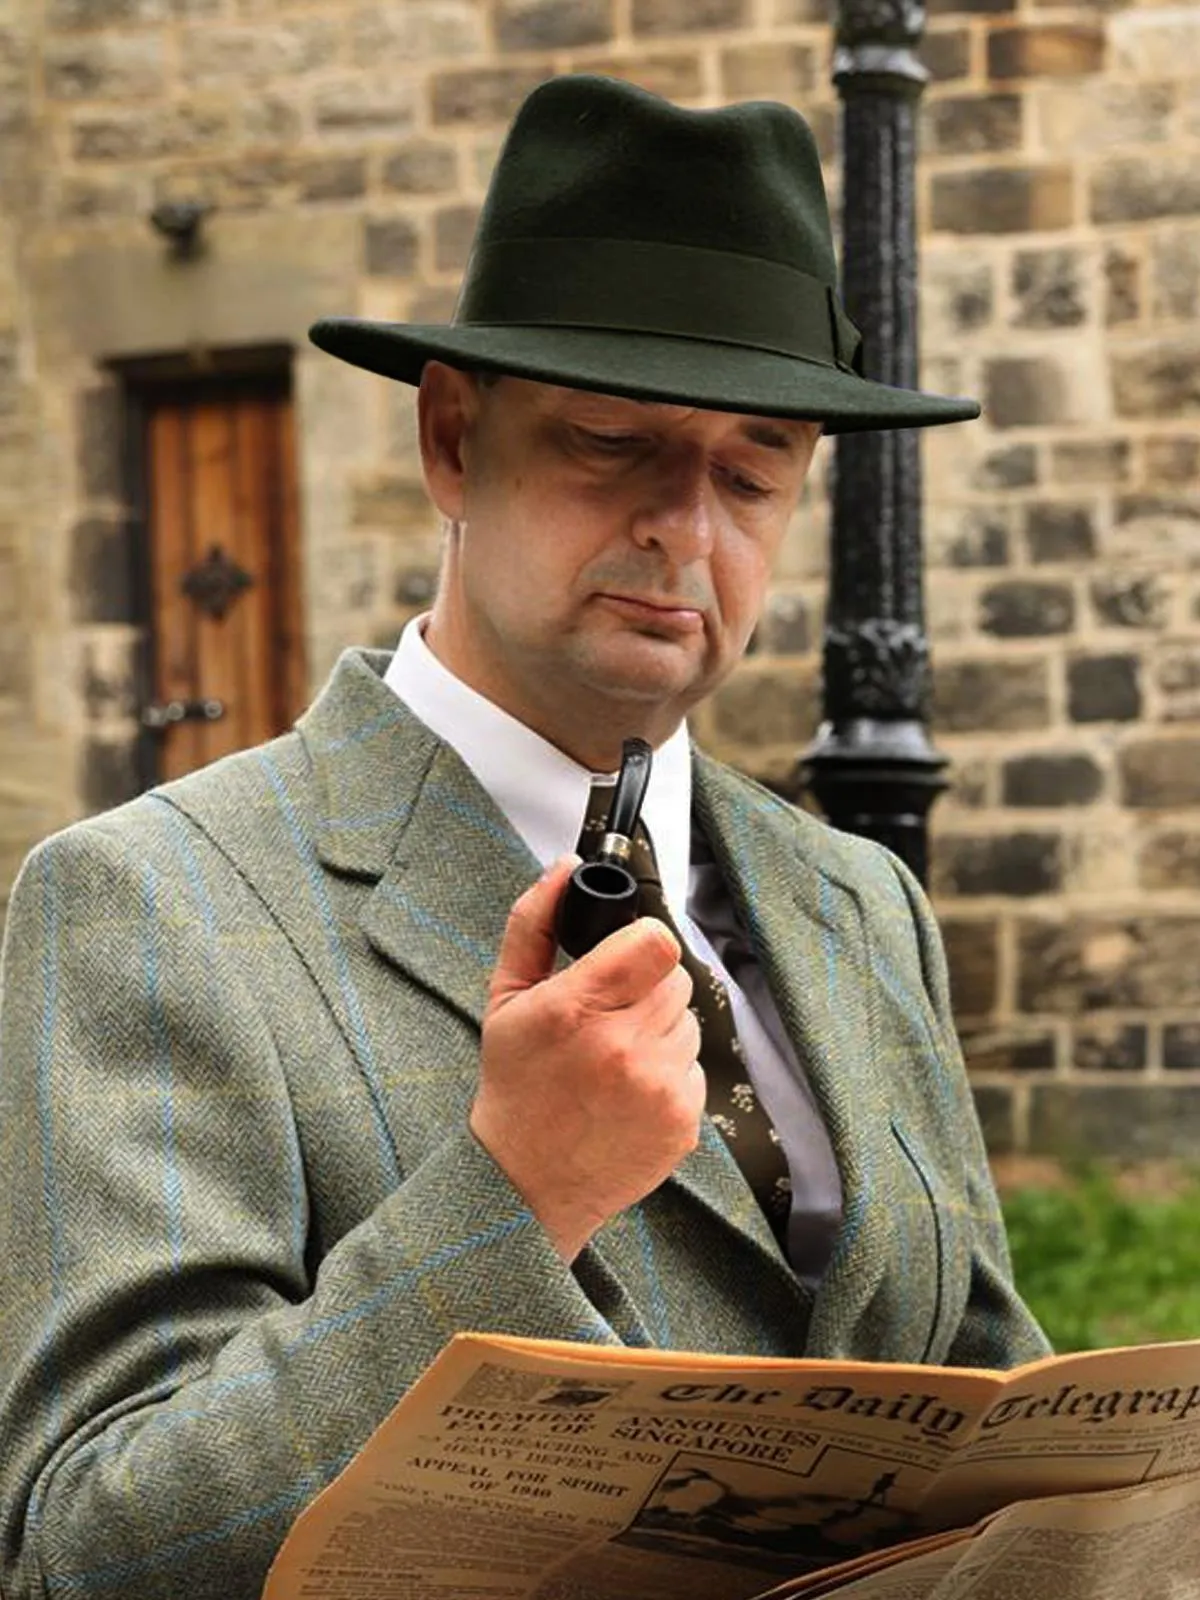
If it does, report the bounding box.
[454,238,862,374]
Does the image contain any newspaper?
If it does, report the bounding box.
[262,1333,1200,1600]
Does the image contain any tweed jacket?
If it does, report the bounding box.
[0,647,1048,1600]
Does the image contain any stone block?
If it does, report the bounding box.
[922,253,994,343]
[1073,1023,1147,1073]
[1024,503,1095,564]
[961,1029,1056,1074]
[1113,341,1200,420]
[394,567,437,607]
[431,65,552,125]
[1110,8,1200,79]
[363,217,419,278]
[946,757,991,809]
[79,735,141,815]
[314,77,417,137]
[351,473,433,530]
[984,352,1106,429]
[1049,438,1130,487]
[933,656,1051,733]
[351,2,484,63]
[927,0,1014,13]
[1068,654,1141,725]
[76,384,122,501]
[1090,575,1168,631]
[1156,647,1200,724]
[1018,916,1200,1012]
[1164,1024,1200,1071]
[72,103,233,161]
[1139,831,1200,892]
[78,632,140,724]
[49,0,168,24]
[631,0,750,36]
[970,1085,1015,1155]
[433,204,479,273]
[771,0,827,19]
[720,41,818,100]
[1029,1085,1200,1160]
[924,94,1021,156]
[759,591,810,656]
[54,176,139,221]
[182,20,336,86]
[1119,737,1200,809]
[933,831,1063,898]
[578,51,704,101]
[1033,81,1174,152]
[44,32,165,99]
[1144,435,1200,488]
[1110,493,1200,562]
[239,96,302,147]
[1151,228,1200,322]
[941,917,999,1015]
[1002,752,1105,808]
[382,140,458,196]
[495,0,612,50]
[979,579,1074,638]
[973,444,1037,491]
[928,505,1011,569]
[1011,247,1090,330]
[1104,245,1141,327]
[987,24,1104,80]
[920,27,971,83]
[1091,155,1200,227]
[711,665,815,748]
[69,518,135,625]
[297,157,366,204]
[931,165,1073,236]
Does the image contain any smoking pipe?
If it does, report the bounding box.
[557,737,652,960]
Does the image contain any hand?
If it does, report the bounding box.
[470,856,705,1262]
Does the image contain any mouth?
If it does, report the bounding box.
[595,593,705,631]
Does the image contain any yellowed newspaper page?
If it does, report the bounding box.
[757,1468,1200,1600]
[261,1335,1200,1600]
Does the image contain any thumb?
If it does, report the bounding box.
[489,855,579,1005]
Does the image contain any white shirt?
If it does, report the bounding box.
[383,617,843,1283]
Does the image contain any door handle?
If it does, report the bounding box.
[141,698,226,730]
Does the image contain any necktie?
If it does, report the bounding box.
[575,785,793,1245]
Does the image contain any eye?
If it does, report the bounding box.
[576,428,645,455]
[720,466,772,501]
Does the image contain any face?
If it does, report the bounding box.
[419,364,821,764]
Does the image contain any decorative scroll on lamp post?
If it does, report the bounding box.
[800,0,948,887]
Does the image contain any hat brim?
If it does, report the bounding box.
[309,318,978,434]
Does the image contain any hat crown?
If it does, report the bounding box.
[476,74,838,285]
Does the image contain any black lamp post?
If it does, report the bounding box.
[801,0,947,887]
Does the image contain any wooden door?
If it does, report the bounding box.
[141,373,306,783]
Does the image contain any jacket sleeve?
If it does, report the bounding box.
[885,852,1052,1372]
[0,821,617,1600]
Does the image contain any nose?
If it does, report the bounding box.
[630,450,716,566]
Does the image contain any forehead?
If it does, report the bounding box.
[497,376,819,452]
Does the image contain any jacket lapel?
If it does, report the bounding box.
[691,751,897,1353]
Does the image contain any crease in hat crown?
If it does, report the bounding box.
[309,73,982,433]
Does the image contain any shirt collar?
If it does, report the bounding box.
[383,616,693,920]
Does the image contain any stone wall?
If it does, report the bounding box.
[0,0,1197,1155]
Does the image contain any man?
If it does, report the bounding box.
[0,74,1047,1600]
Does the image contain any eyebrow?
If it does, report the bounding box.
[742,422,805,452]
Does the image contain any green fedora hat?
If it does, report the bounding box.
[310,74,978,434]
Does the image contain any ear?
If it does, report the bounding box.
[417,361,480,521]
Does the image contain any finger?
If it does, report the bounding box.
[659,1001,702,1066]
[490,855,580,1003]
[631,962,695,1040]
[567,916,681,1013]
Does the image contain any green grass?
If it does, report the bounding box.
[1000,1165,1200,1353]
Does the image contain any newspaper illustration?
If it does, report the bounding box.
[262,1333,1200,1599]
